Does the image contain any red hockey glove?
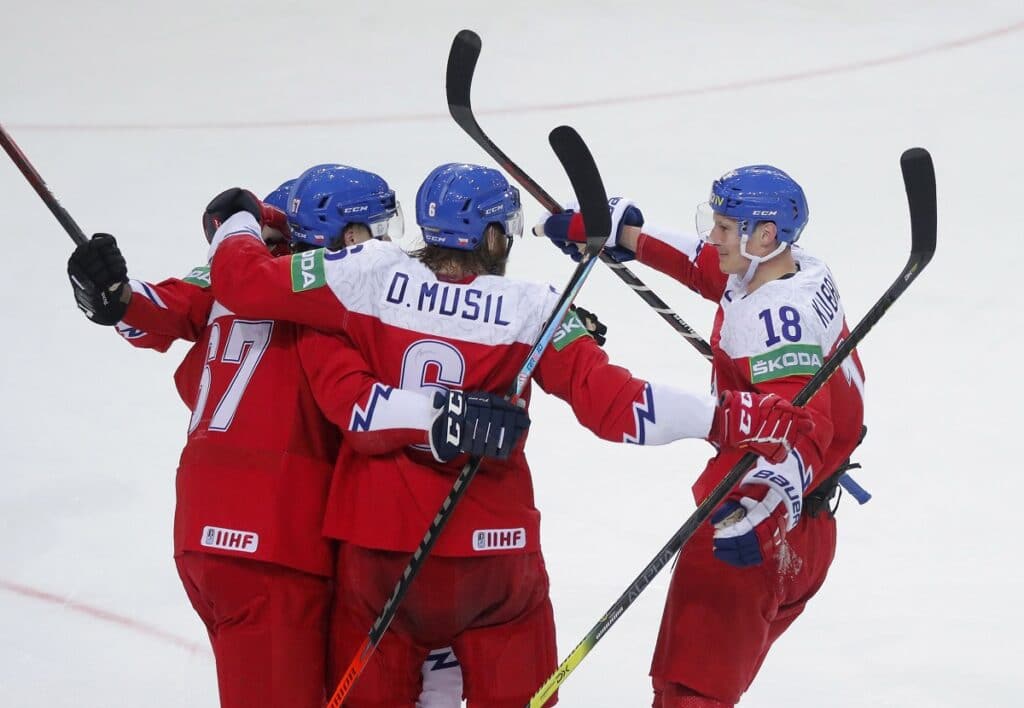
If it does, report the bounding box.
[261,203,289,236]
[202,188,288,245]
[708,391,813,464]
[202,188,262,243]
[711,454,809,567]
[534,197,642,263]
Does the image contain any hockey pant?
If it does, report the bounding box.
[650,512,837,705]
[175,551,331,708]
[329,542,558,707]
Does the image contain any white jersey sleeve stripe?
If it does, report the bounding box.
[349,383,435,436]
[623,382,717,445]
[643,225,704,262]
[129,279,167,308]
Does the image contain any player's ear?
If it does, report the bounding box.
[759,221,778,245]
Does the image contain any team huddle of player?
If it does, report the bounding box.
[66,159,864,708]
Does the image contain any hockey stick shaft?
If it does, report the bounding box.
[0,123,88,245]
[327,125,611,708]
[527,147,937,706]
[446,29,713,362]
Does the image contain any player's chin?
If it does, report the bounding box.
[715,252,738,274]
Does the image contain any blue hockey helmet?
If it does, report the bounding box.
[286,164,402,249]
[707,165,809,243]
[263,178,295,212]
[415,163,523,251]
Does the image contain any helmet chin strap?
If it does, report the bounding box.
[737,234,789,287]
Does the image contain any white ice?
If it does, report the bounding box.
[1,1,1021,705]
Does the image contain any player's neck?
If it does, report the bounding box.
[746,250,797,294]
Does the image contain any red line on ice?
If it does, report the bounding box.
[7,20,1021,133]
[0,578,207,655]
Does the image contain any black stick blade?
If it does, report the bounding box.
[446,30,481,121]
[900,147,937,269]
[548,126,610,251]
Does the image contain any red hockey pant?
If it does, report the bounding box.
[175,552,332,708]
[650,512,837,705]
[328,543,558,707]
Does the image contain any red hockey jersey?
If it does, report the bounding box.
[115,265,381,576]
[209,213,723,557]
[635,227,866,504]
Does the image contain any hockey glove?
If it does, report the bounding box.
[572,305,607,346]
[67,233,130,326]
[534,197,643,263]
[708,391,813,465]
[711,455,808,567]
[429,390,531,463]
[202,188,288,244]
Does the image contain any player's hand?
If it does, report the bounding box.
[710,454,807,567]
[572,305,607,346]
[67,233,130,326]
[708,391,813,464]
[202,188,287,244]
[533,197,643,263]
[429,390,531,463]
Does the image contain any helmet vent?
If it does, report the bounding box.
[317,196,331,209]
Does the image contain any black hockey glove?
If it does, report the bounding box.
[429,390,531,463]
[572,305,607,346]
[202,188,264,243]
[67,233,130,326]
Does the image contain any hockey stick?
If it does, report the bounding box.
[446,29,714,362]
[326,125,612,708]
[0,122,88,245]
[526,147,937,707]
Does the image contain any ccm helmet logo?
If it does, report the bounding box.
[752,210,778,216]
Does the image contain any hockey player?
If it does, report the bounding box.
[65,170,520,708]
[203,162,817,707]
[537,165,866,707]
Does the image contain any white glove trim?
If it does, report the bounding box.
[607,196,638,249]
[736,450,811,532]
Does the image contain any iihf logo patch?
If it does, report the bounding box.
[472,528,526,551]
[201,525,259,553]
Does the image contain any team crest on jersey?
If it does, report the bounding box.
[182,265,211,288]
[551,309,590,351]
[290,249,327,292]
[750,343,823,383]
[201,525,259,553]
